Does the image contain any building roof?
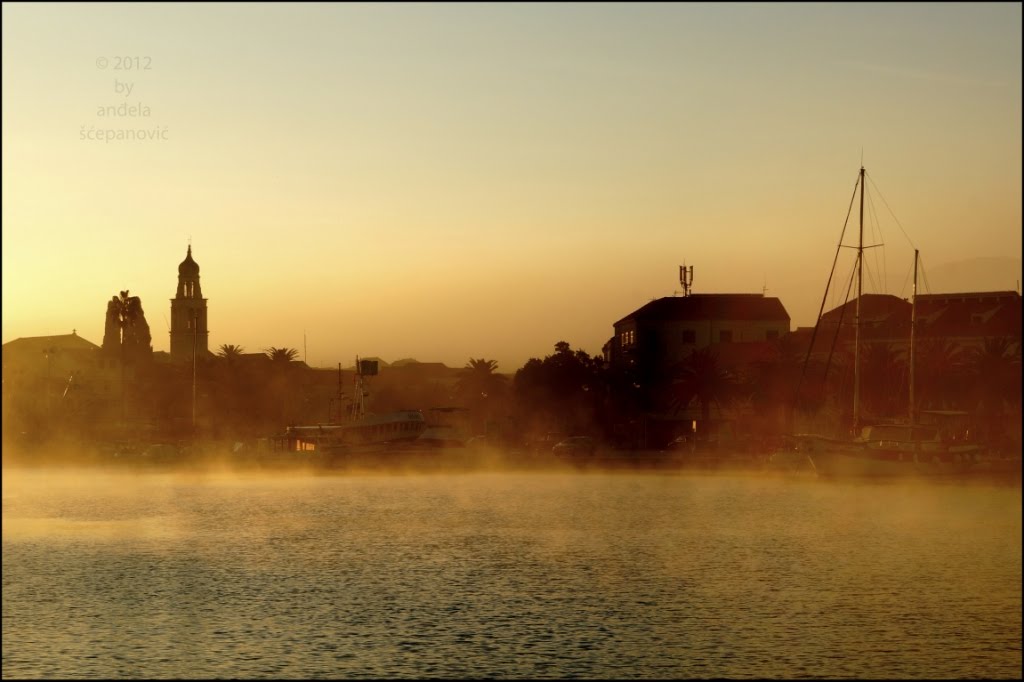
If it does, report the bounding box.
[615,294,790,326]
[2,332,100,354]
[819,293,910,326]
[916,290,1021,339]
[793,290,1022,357]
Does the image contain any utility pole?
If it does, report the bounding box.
[192,309,198,434]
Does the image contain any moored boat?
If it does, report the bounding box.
[795,166,992,479]
[798,422,984,478]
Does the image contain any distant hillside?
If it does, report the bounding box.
[923,257,1022,295]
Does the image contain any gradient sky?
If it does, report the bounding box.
[3,3,1021,371]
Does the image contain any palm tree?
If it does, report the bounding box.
[218,344,245,360]
[667,347,737,438]
[264,347,299,363]
[914,338,968,411]
[967,337,1021,443]
[456,359,507,399]
[456,358,509,434]
[260,347,301,426]
[860,342,907,420]
[741,334,809,437]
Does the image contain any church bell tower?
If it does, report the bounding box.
[170,245,209,361]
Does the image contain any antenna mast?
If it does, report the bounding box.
[679,264,694,297]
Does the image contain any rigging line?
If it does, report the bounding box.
[865,171,916,251]
[823,261,859,394]
[919,253,932,295]
[837,258,857,312]
[897,261,913,300]
[865,188,886,294]
[793,172,862,408]
[873,193,887,294]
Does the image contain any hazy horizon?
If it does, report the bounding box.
[3,3,1021,371]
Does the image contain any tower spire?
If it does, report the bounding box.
[170,242,208,362]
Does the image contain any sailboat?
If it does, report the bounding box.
[794,167,986,478]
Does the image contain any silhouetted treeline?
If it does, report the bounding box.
[2,334,1020,455]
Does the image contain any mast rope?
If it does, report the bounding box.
[866,171,916,251]
[866,189,887,294]
[918,253,933,295]
[792,170,861,409]
[822,262,859,415]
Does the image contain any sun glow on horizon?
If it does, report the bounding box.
[2,3,1020,370]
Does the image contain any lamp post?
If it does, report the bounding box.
[192,309,198,434]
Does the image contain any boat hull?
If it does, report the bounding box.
[809,449,977,478]
[796,434,984,478]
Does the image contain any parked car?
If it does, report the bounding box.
[552,436,597,457]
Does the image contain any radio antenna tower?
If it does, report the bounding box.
[679,263,694,297]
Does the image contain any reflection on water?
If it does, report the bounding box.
[2,469,1021,679]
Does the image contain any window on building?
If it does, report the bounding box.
[766,329,779,340]
[682,329,696,344]
[719,330,732,343]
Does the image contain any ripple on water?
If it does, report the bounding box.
[2,470,1021,678]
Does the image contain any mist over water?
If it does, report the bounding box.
[3,468,1021,679]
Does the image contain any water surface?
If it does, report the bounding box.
[3,469,1020,678]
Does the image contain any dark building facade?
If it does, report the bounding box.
[793,290,1022,359]
[606,293,792,372]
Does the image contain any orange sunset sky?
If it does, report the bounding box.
[2,3,1021,371]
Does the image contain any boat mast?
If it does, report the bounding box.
[909,249,918,428]
[853,166,865,432]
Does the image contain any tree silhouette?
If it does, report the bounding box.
[264,347,299,363]
[513,342,604,439]
[456,358,509,434]
[667,347,737,436]
[741,334,810,436]
[860,342,907,420]
[967,337,1021,442]
[456,359,507,399]
[218,344,245,360]
[261,347,301,425]
[914,338,968,411]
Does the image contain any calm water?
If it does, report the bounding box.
[2,468,1021,679]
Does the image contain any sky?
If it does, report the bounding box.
[2,2,1021,371]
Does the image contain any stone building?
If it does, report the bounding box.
[169,245,210,362]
